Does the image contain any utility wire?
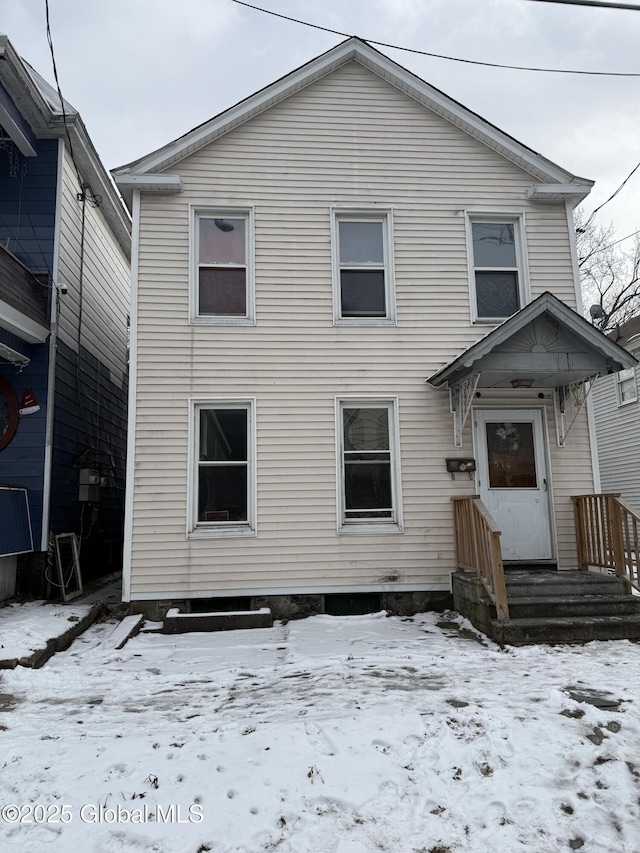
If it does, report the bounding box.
[45,0,100,207]
[231,0,640,77]
[584,160,640,227]
[527,0,640,10]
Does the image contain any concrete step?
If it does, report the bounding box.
[504,570,625,599]
[506,594,640,619]
[163,607,273,634]
[493,613,640,646]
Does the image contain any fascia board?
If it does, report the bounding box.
[0,298,50,343]
[0,36,54,134]
[528,183,594,202]
[113,174,183,192]
[62,115,132,258]
[0,85,37,155]
[427,292,637,387]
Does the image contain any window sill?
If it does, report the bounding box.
[188,525,256,540]
[617,399,638,408]
[190,316,256,326]
[334,318,396,327]
[338,522,403,536]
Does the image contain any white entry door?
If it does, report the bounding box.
[474,409,553,561]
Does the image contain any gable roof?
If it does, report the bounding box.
[428,292,638,391]
[112,37,593,210]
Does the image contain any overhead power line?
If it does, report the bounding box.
[231,0,640,77]
[527,0,640,10]
[584,160,640,227]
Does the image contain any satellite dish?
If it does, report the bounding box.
[589,304,606,320]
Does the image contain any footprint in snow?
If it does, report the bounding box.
[304,721,336,755]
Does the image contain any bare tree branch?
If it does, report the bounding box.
[575,211,640,331]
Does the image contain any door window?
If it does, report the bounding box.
[485,421,537,488]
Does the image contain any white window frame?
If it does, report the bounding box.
[187,398,257,539]
[335,396,403,535]
[617,367,637,406]
[189,206,255,325]
[465,212,530,324]
[331,208,396,326]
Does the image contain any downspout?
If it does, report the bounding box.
[40,138,64,551]
[566,197,601,492]
[122,189,140,604]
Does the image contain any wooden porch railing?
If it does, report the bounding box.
[572,493,640,594]
[451,495,509,620]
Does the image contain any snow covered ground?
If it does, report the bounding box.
[1,607,640,853]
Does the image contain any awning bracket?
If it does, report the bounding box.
[450,372,480,447]
[554,375,597,447]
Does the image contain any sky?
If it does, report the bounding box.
[1,0,640,241]
[2,596,640,851]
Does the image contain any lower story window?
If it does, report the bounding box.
[190,400,255,536]
[337,398,402,531]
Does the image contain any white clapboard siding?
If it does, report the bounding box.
[129,61,590,598]
[592,371,640,513]
[57,148,130,386]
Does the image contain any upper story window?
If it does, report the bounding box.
[188,399,256,538]
[190,208,254,324]
[617,367,637,406]
[466,214,529,323]
[332,210,395,325]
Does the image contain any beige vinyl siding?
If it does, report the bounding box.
[129,61,589,598]
[593,369,640,513]
[57,148,130,386]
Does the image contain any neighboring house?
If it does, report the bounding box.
[114,38,635,618]
[592,315,640,513]
[0,35,131,600]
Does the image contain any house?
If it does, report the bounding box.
[113,37,636,621]
[0,35,131,601]
[592,315,640,513]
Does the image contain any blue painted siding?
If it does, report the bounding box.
[50,341,127,577]
[0,328,31,360]
[0,134,57,274]
[0,343,49,547]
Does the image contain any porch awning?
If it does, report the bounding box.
[427,292,638,446]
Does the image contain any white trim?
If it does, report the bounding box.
[0,298,50,343]
[187,397,257,538]
[0,103,37,157]
[465,211,530,324]
[0,342,29,365]
[122,189,141,603]
[113,174,182,193]
[616,367,638,406]
[335,395,403,534]
[189,206,255,325]
[528,184,592,202]
[40,138,64,552]
[331,208,396,325]
[129,582,450,601]
[565,199,584,315]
